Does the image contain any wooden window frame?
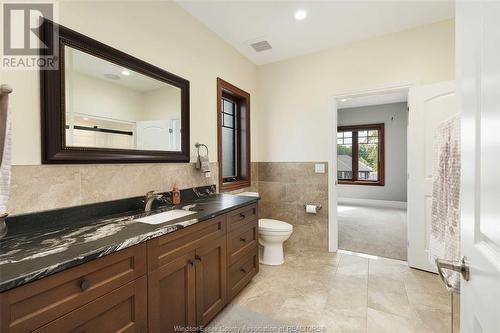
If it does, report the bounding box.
[217,78,251,192]
[337,123,385,186]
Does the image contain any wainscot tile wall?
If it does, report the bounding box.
[255,162,329,251]
[8,163,218,215]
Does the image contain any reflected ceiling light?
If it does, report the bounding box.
[103,73,120,80]
[294,9,307,21]
[340,98,348,102]
[121,69,131,76]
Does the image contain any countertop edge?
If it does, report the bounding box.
[0,197,259,293]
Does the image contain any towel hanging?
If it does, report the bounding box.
[195,143,210,173]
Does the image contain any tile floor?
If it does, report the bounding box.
[231,249,451,333]
[338,205,407,261]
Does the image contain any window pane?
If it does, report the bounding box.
[222,127,235,178]
[223,114,234,128]
[337,132,343,138]
[223,100,234,115]
[337,131,353,180]
[359,130,367,137]
[359,136,367,144]
[358,142,378,181]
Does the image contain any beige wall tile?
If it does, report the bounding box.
[255,161,329,252]
[9,165,82,215]
[8,162,218,215]
[258,181,286,202]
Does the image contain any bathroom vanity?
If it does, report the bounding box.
[0,188,259,332]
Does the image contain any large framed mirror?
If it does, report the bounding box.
[40,19,190,163]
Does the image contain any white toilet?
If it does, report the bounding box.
[236,192,294,265]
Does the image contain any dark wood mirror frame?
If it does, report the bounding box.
[40,19,190,164]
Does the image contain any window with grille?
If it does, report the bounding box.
[337,123,384,186]
[217,78,251,191]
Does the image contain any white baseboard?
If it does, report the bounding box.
[338,197,407,209]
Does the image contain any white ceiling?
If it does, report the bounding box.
[338,90,408,109]
[68,47,176,92]
[177,0,455,65]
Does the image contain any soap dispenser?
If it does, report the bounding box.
[172,185,181,205]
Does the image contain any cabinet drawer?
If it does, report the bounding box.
[148,215,226,271]
[227,204,258,232]
[228,220,258,265]
[33,276,147,333]
[0,243,146,333]
[228,247,258,300]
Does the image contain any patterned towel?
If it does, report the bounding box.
[0,85,12,213]
[429,115,461,289]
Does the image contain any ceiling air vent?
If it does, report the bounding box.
[250,40,272,52]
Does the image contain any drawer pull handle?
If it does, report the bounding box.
[189,260,197,267]
[80,279,91,291]
[240,268,247,273]
[239,213,246,218]
[195,255,204,262]
[240,237,246,242]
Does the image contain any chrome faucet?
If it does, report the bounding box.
[144,190,168,212]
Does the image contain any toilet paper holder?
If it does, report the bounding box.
[304,204,322,211]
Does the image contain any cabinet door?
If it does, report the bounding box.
[148,252,196,333]
[195,237,227,326]
[33,276,147,333]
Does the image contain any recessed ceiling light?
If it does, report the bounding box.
[83,117,89,121]
[340,98,348,102]
[121,69,130,76]
[294,9,307,21]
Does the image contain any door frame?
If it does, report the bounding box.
[328,82,413,253]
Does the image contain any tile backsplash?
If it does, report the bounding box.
[8,163,218,215]
[9,161,329,252]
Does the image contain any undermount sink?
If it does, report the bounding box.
[134,209,197,225]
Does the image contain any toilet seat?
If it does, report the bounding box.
[259,219,293,232]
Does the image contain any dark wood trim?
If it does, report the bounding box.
[217,78,251,192]
[337,123,385,186]
[40,18,190,164]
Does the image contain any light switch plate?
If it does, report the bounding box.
[315,163,325,173]
[204,171,212,178]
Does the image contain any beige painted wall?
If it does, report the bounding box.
[69,72,144,122]
[1,0,257,165]
[1,1,258,214]
[1,6,455,216]
[255,20,454,162]
[143,87,181,121]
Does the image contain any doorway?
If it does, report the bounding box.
[336,91,408,260]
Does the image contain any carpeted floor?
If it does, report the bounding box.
[338,204,407,260]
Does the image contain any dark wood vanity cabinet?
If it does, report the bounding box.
[0,203,258,333]
[147,215,228,332]
[0,244,148,333]
[195,236,227,326]
[147,251,197,333]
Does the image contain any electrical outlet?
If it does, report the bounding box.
[204,171,212,178]
[315,163,325,173]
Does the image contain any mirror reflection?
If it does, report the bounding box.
[64,46,182,151]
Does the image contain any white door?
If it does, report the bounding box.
[407,81,459,272]
[458,1,500,332]
[136,120,171,151]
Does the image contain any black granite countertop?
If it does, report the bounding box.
[0,186,258,292]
